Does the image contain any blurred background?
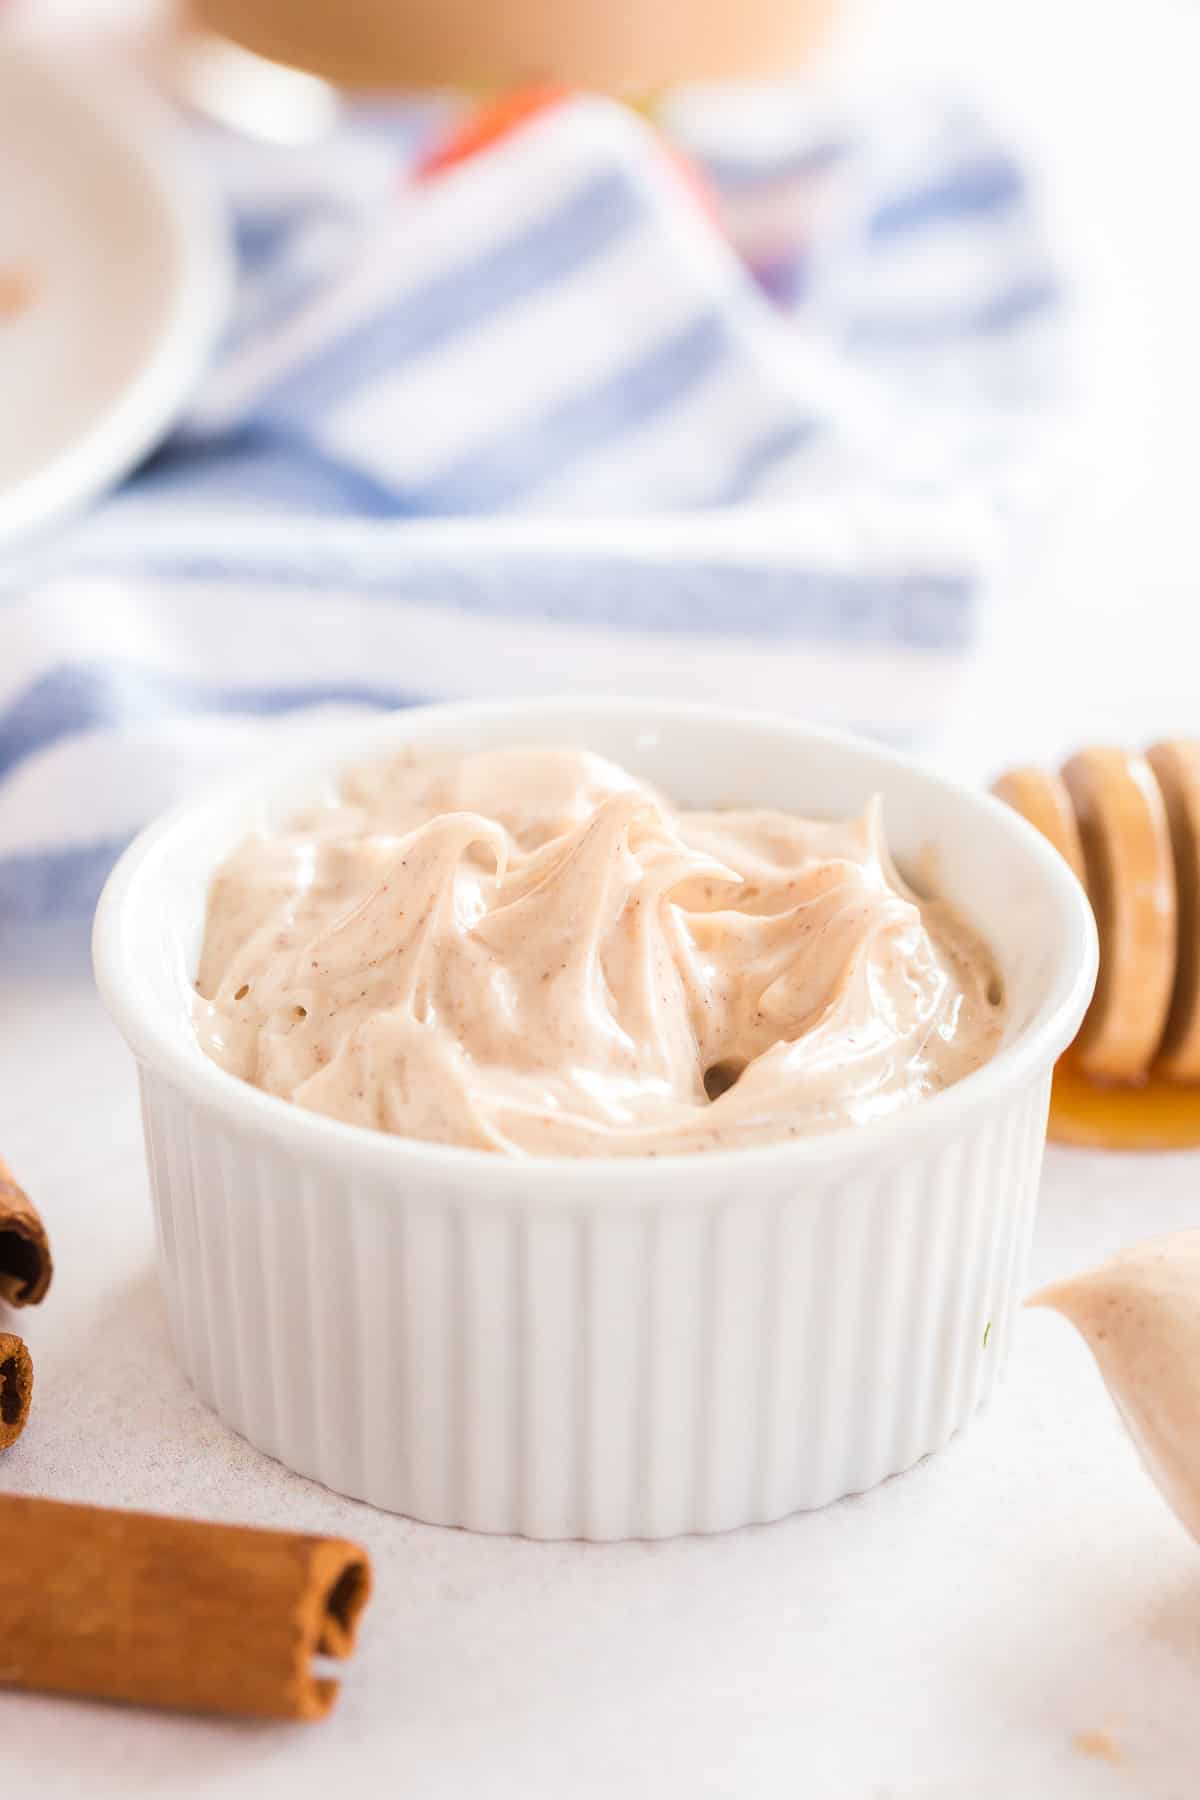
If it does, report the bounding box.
[1,0,1199,923]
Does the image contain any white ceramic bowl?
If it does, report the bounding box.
[94,699,1096,1540]
[0,42,230,548]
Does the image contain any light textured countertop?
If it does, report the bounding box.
[3,0,1200,1794]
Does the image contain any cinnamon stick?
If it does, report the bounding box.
[0,1158,52,1306]
[0,1496,372,1720]
[0,1333,33,1450]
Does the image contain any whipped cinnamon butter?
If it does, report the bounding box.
[193,746,1006,1156]
[1030,1233,1200,1544]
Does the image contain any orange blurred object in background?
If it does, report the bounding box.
[413,84,720,219]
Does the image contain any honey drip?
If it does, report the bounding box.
[1049,1056,1200,1151]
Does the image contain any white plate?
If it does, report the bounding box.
[0,39,230,549]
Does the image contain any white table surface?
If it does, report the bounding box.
[4,0,1200,1794]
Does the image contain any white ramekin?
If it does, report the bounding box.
[93,700,1096,1540]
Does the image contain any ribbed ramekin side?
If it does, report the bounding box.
[138,1068,1053,1540]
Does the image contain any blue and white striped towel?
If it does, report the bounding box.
[0,88,1063,925]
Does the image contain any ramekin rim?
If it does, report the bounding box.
[92,696,1098,1191]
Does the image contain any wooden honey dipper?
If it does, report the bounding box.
[992,741,1200,1148]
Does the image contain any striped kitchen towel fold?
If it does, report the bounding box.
[128,87,1064,518]
[0,86,1064,924]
